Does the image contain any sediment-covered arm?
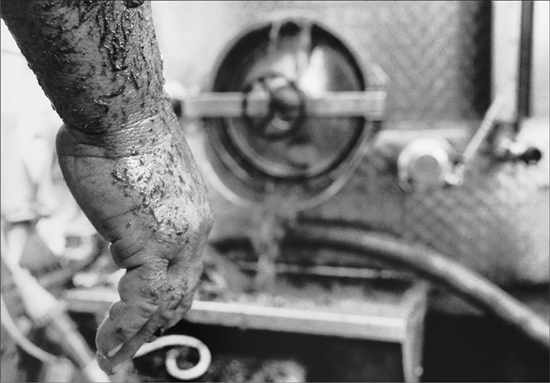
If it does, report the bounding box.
[1,0,213,373]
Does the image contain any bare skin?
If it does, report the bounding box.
[1,0,213,373]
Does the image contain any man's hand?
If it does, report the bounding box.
[1,0,213,373]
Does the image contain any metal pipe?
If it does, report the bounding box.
[516,0,534,129]
[1,238,110,382]
[234,260,412,280]
[0,294,59,364]
[451,92,507,183]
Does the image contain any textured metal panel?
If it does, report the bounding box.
[401,159,549,285]
[154,1,492,126]
[305,123,549,285]
[247,1,492,123]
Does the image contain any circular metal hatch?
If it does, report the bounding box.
[202,18,384,209]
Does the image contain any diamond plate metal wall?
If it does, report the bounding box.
[401,158,549,285]
[154,1,493,126]
[307,0,494,123]
[307,125,550,285]
[154,2,549,286]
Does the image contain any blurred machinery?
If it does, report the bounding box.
[2,2,549,382]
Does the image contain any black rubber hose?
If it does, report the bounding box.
[212,222,550,349]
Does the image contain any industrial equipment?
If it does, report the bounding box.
[185,17,386,209]
[2,2,548,382]
[66,11,548,382]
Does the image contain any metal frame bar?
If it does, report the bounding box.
[63,281,426,343]
[180,90,386,120]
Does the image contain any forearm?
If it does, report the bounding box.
[1,0,212,373]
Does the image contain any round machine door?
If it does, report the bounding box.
[194,18,386,209]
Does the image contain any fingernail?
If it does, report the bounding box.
[107,343,123,358]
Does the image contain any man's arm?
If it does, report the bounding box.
[1,0,213,373]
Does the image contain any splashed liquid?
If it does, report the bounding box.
[248,191,298,292]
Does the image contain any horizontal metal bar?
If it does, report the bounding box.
[235,261,413,280]
[181,91,386,119]
[187,300,407,342]
[182,93,267,119]
[305,91,386,119]
[63,287,416,342]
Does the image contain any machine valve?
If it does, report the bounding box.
[492,140,542,165]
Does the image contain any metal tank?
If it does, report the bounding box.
[56,2,548,382]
